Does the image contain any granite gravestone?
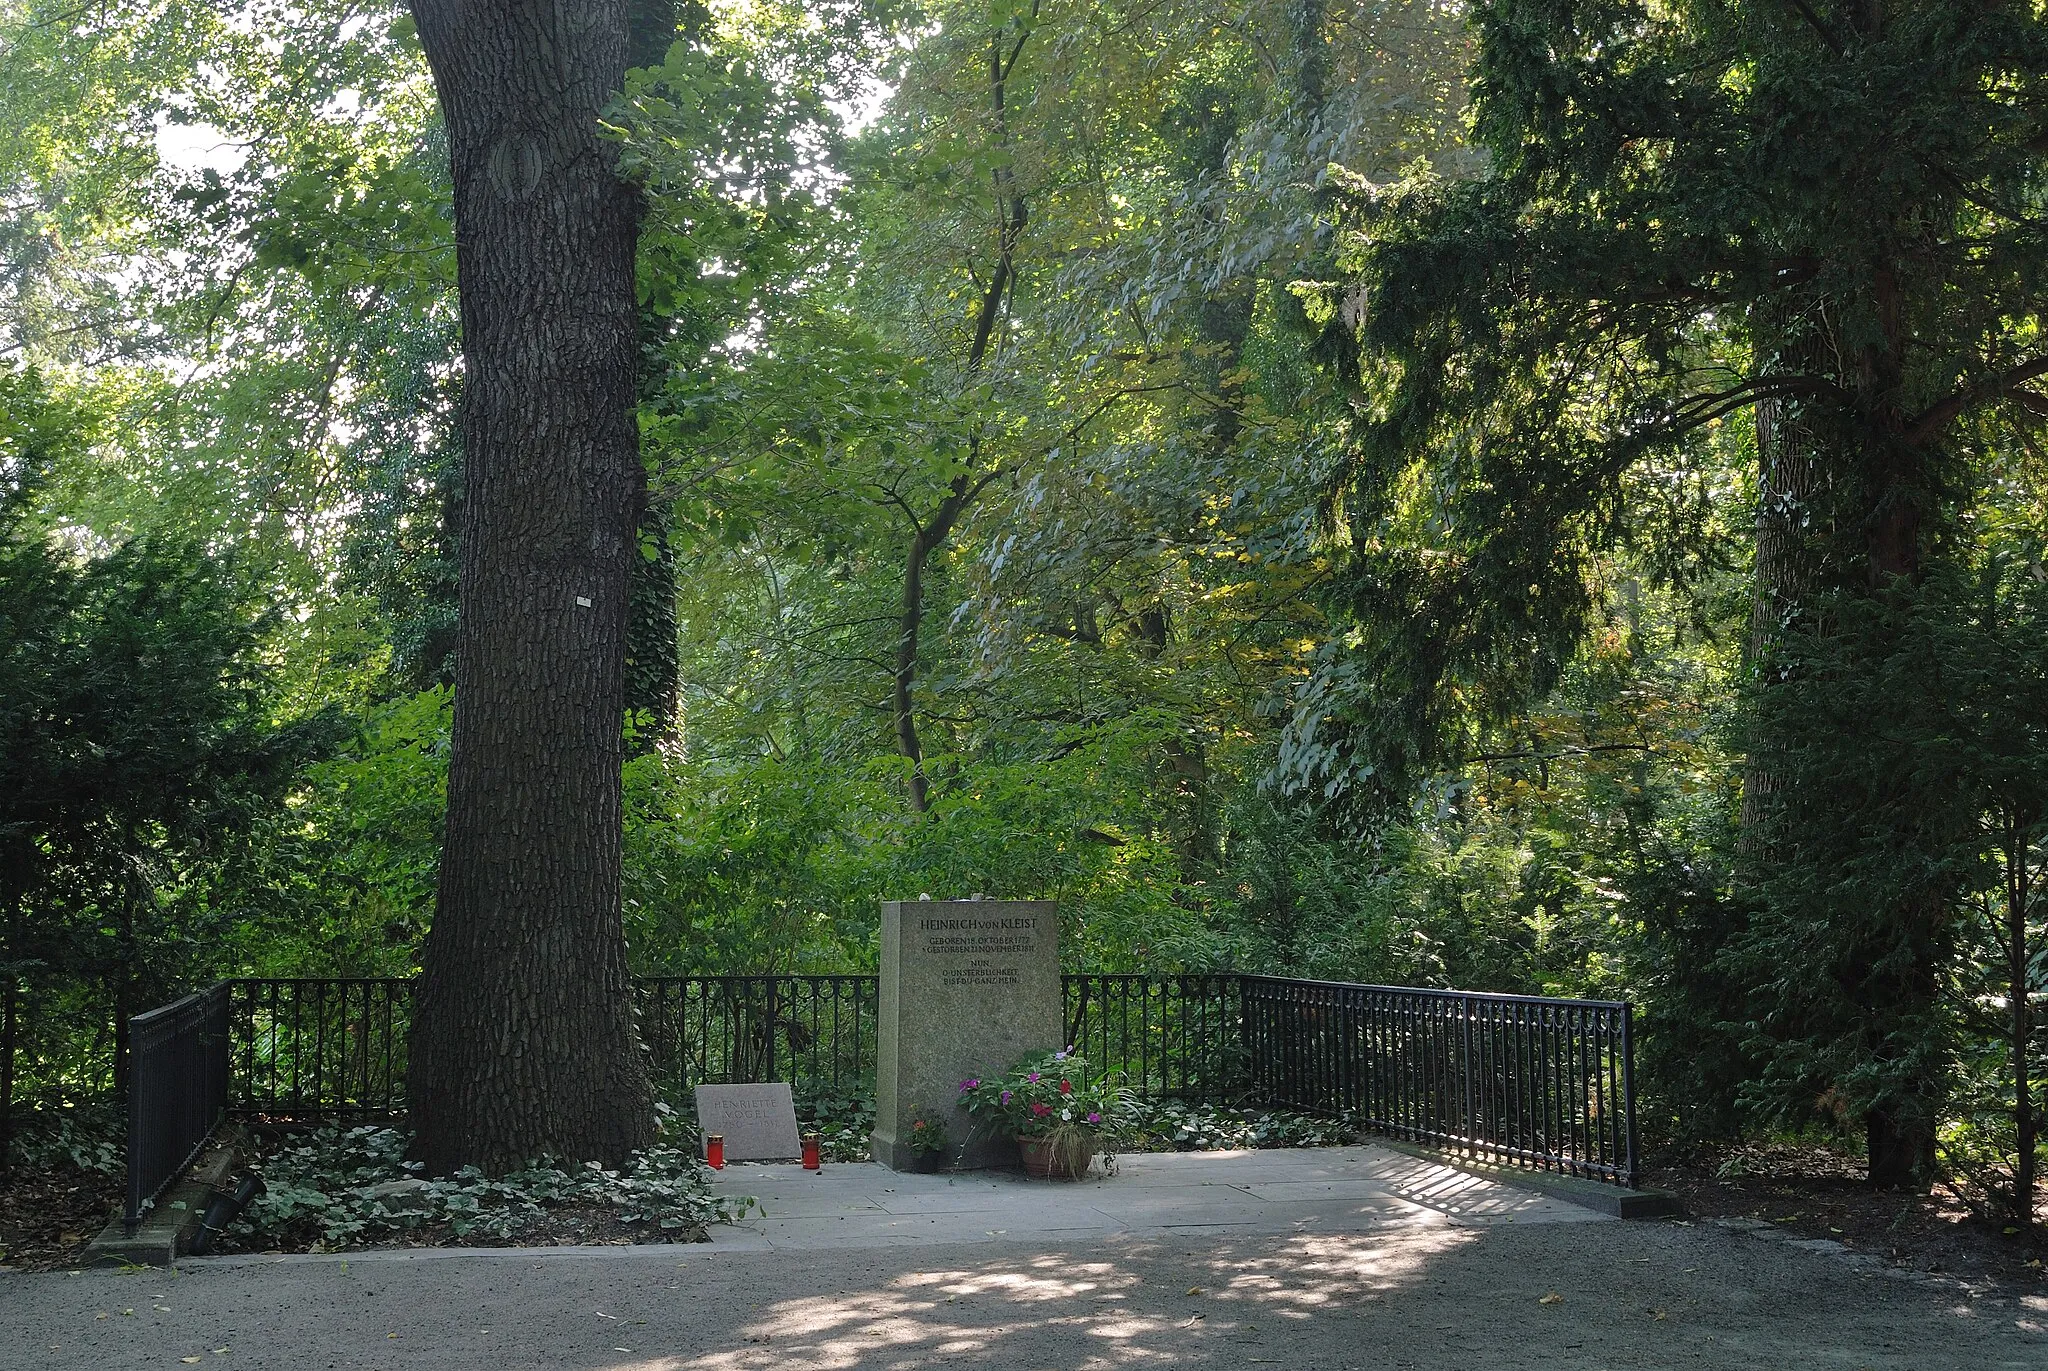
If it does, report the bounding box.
[694,1082,803,1161]
[871,898,1061,1171]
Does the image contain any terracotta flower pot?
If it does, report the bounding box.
[1018,1132,1093,1180]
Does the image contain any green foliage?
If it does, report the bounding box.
[229,689,452,976]
[802,1093,879,1163]
[904,1106,949,1157]
[1,417,339,1004]
[1289,0,2048,808]
[1,1102,122,1175]
[1114,1100,1356,1152]
[234,1121,749,1250]
[622,739,1228,972]
[958,1049,1131,1137]
[1733,562,2048,1171]
[1297,0,2048,1192]
[12,0,2041,1215]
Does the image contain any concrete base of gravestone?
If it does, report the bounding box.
[871,898,1062,1172]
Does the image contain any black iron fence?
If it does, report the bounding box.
[1241,977,1639,1186]
[637,976,877,1105]
[124,984,229,1231]
[1063,974,1245,1099]
[125,972,1639,1191]
[230,978,409,1118]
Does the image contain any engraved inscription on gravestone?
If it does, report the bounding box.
[693,1082,803,1161]
[871,898,1061,1171]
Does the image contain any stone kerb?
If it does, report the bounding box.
[871,897,1061,1171]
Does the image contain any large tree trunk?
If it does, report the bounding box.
[1857,267,1945,1191]
[0,962,17,1170]
[1746,283,1946,1189]
[1738,388,1820,854]
[2007,821,2039,1226]
[406,0,654,1173]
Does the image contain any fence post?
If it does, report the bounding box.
[1459,993,1475,1156]
[1620,1002,1640,1189]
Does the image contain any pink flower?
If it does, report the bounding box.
[1086,1112,1102,1124]
[960,1078,980,1091]
[1001,1090,1012,1104]
[1059,1080,1072,1095]
[1027,1071,1040,1083]
[1031,1102,1051,1116]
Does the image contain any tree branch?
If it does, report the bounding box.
[1783,0,1845,55]
[1904,355,2048,445]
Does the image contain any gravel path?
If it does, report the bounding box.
[5,1149,2043,1369]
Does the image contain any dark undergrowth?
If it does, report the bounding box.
[1650,1139,2048,1297]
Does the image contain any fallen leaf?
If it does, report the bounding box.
[181,1359,201,1365]
[1186,1286,1203,1296]
[1649,1309,1667,1321]
[1539,1293,1563,1305]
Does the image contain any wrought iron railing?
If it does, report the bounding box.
[1062,974,1245,1099]
[230,978,410,1118]
[1240,977,1639,1186]
[636,975,877,1105]
[124,983,229,1231]
[124,971,1640,1190]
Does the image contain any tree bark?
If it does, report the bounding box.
[1856,264,1946,1191]
[0,962,17,1171]
[406,0,654,1172]
[1737,388,1820,855]
[1135,605,1216,881]
[2003,818,2037,1225]
[893,474,976,813]
[1745,277,1946,1189]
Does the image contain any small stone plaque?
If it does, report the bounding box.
[694,1082,802,1161]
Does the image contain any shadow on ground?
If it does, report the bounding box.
[7,1218,2046,1369]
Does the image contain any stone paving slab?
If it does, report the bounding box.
[707,1143,1603,1252]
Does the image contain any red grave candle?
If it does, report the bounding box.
[801,1132,822,1170]
[705,1134,725,1169]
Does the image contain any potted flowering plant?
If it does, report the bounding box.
[906,1107,950,1172]
[958,1049,1126,1179]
